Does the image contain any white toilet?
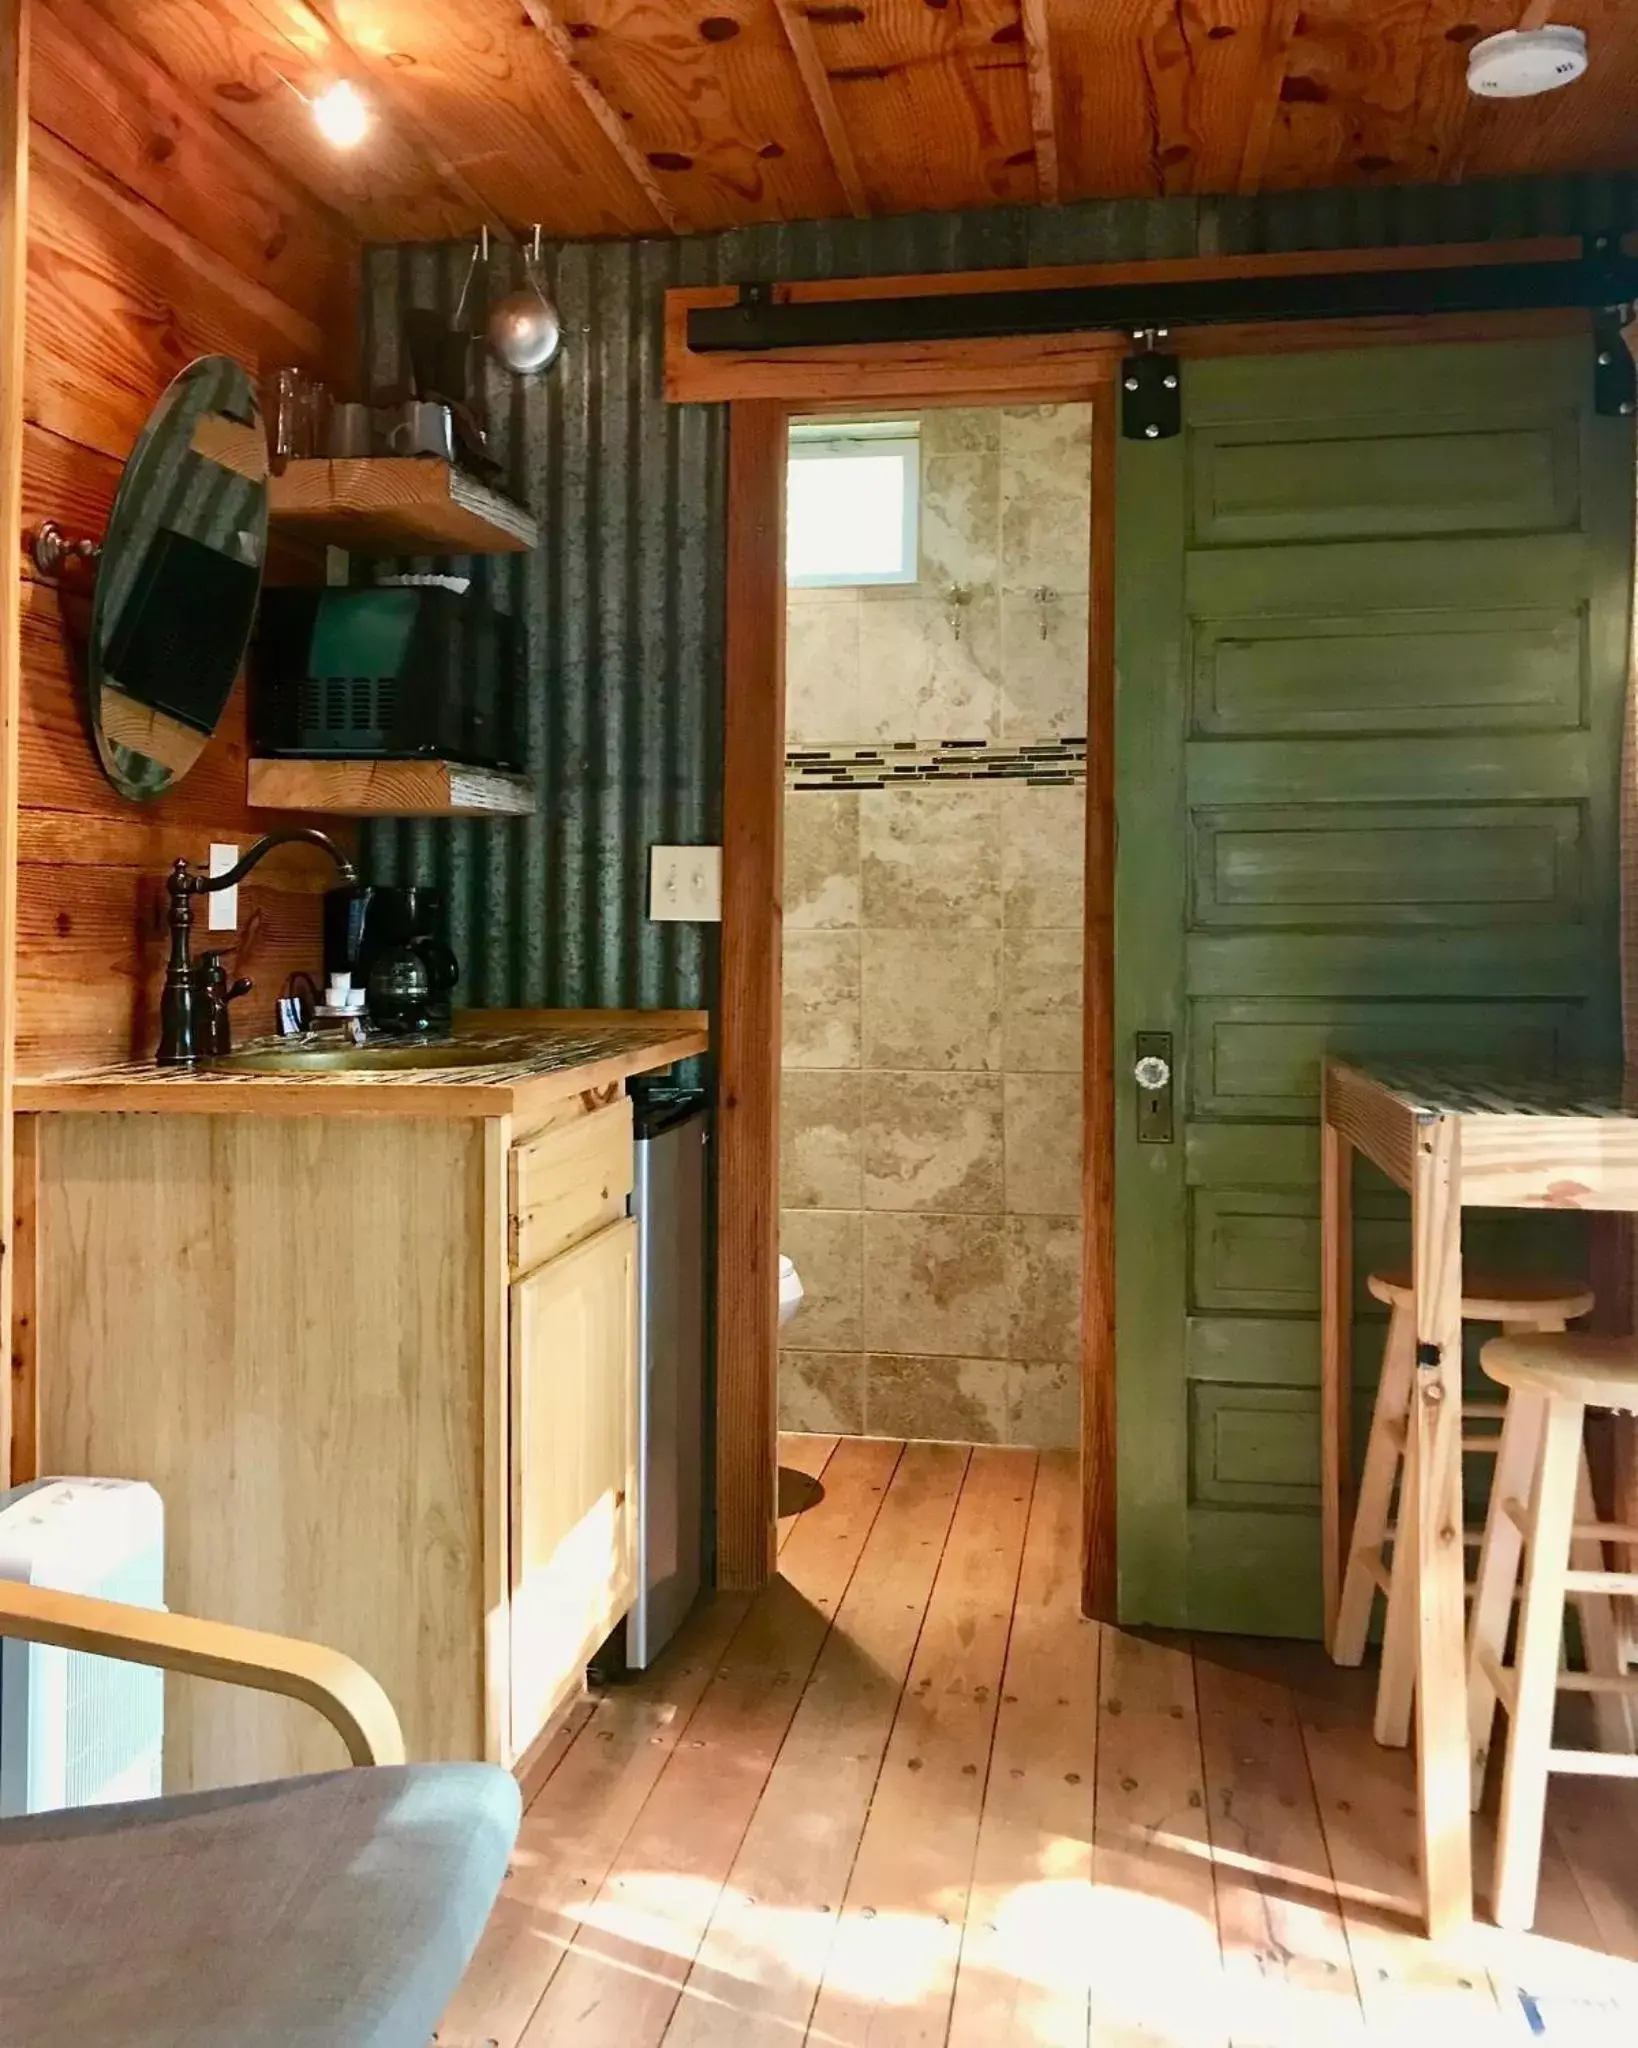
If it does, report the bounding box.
[778,1254,804,1327]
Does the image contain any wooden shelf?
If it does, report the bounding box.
[248,758,535,818]
[268,458,538,555]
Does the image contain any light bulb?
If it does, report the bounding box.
[312,80,370,149]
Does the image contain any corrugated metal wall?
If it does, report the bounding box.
[359,238,725,1011]
[360,173,1637,1009]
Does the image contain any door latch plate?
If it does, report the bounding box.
[1135,1031,1174,1144]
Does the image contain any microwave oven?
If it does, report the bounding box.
[250,585,519,770]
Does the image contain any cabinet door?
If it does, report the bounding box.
[509,1216,638,1757]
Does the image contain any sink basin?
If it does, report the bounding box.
[207,1041,510,1075]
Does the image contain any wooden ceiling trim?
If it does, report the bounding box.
[1187,2,1303,196]
[770,0,870,219]
[805,0,1037,218]
[554,4,849,235]
[1258,0,1463,193]
[1054,0,1280,203]
[1237,0,1303,194]
[518,1,682,233]
[1413,2,1522,188]
[1018,0,1059,205]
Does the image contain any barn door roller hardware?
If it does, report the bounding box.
[1121,329,1181,442]
[1593,305,1637,418]
[692,236,1638,428]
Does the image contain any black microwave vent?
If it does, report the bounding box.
[283,673,403,752]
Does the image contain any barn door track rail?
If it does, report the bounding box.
[688,237,1638,436]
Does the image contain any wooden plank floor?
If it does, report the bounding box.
[441,1436,1638,2048]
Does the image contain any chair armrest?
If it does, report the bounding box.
[0,1578,405,1766]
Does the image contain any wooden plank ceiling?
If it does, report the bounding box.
[91,0,1638,241]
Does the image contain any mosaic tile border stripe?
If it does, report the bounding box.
[786,738,1086,791]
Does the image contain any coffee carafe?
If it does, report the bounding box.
[322,881,460,1031]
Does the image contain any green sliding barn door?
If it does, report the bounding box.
[1114,336,1634,1636]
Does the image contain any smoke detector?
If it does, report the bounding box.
[1467,25,1588,98]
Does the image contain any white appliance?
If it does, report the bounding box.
[0,1478,165,1816]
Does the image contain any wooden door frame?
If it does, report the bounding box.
[691,248,1594,1609]
[714,378,1115,1600]
[716,401,790,1590]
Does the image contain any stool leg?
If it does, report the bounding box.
[1494,1397,1583,1931]
[1335,1301,1415,1668]
[1375,1496,1418,1747]
[1466,1387,1545,1807]
[1571,1450,1637,1755]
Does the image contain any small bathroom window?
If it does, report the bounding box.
[786,419,920,587]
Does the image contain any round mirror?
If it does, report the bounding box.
[89,356,268,802]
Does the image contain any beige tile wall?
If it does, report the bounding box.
[784,405,1093,750]
[779,404,1090,1449]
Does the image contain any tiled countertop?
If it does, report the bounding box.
[14,1010,709,1121]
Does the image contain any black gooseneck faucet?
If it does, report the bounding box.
[157,828,358,1066]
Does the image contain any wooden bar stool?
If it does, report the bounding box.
[1332,1268,1594,1747]
[1466,1333,1638,1929]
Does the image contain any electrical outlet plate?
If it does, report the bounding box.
[207,844,239,930]
[650,844,722,923]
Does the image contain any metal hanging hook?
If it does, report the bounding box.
[453,223,490,330]
[28,521,101,581]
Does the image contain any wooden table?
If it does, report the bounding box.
[1321,1058,1638,1939]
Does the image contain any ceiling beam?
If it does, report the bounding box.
[1019,0,1060,205]
[1236,0,1303,194]
[769,0,870,219]
[517,1,683,235]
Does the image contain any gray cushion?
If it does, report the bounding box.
[0,1763,521,2047]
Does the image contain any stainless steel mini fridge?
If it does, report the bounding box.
[626,1085,708,1669]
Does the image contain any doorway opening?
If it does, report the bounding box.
[775,402,1094,1458]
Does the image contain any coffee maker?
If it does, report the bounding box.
[323,883,459,1033]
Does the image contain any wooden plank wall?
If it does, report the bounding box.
[2,0,30,1483]
[14,0,360,1074]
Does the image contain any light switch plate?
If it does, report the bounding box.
[207,843,239,930]
[649,844,722,923]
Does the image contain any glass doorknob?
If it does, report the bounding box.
[1133,1054,1171,1091]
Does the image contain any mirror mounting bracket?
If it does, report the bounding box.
[28,520,102,582]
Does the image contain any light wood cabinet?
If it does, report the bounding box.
[509,1217,638,1754]
[508,1097,633,1276]
[23,1081,647,1790]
